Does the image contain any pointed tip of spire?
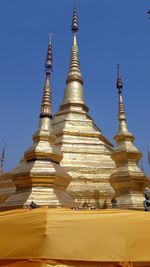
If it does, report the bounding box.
[116,64,123,92]
[48,33,53,45]
[45,34,53,74]
[117,64,120,78]
[65,2,83,86]
[71,2,79,33]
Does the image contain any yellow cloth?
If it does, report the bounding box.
[0,208,150,265]
[0,259,113,267]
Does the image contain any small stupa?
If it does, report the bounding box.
[0,36,74,210]
[110,65,149,210]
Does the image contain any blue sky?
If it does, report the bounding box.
[0,0,150,174]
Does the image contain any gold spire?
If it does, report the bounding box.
[40,33,53,119]
[116,64,131,135]
[24,34,62,163]
[66,3,83,85]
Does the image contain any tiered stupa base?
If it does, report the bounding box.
[115,194,145,210]
[0,188,74,210]
[0,159,75,211]
[53,102,116,207]
[110,174,149,210]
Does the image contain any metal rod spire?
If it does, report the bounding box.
[116,64,127,126]
[0,143,6,174]
[147,146,150,167]
[71,2,78,33]
[66,3,83,85]
[116,64,123,93]
[49,33,53,44]
[40,34,53,119]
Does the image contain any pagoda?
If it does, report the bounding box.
[52,4,115,206]
[0,36,74,210]
[110,65,149,210]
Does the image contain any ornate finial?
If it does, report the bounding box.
[45,33,53,76]
[65,3,83,86]
[40,35,53,119]
[71,2,78,33]
[116,64,127,127]
[116,64,123,93]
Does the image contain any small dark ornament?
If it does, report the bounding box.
[82,201,91,210]
[111,197,118,209]
[143,188,150,211]
[147,10,150,19]
[103,199,108,209]
[30,201,40,209]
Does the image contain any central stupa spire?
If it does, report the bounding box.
[66,3,83,86]
[52,4,115,207]
[63,3,84,103]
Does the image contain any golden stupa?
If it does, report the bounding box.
[0,4,148,211]
[52,4,116,207]
[110,65,149,210]
[0,37,74,210]
[0,4,150,267]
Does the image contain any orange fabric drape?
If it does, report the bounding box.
[0,208,150,265]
